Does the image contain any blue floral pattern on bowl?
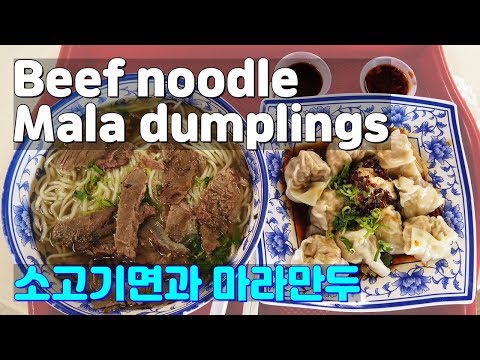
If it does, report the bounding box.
[257,94,476,311]
[2,74,269,315]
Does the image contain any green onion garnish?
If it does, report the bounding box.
[74,190,87,201]
[340,237,355,254]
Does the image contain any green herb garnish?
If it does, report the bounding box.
[82,161,106,196]
[88,161,105,176]
[204,176,212,185]
[84,175,100,195]
[141,187,161,211]
[334,206,383,242]
[74,190,87,201]
[329,163,351,190]
[184,233,203,257]
[95,198,114,210]
[374,239,393,262]
[183,233,211,274]
[328,163,364,207]
[340,236,355,254]
[380,252,394,267]
[356,208,383,238]
[194,176,213,187]
[337,184,359,200]
[211,226,242,265]
[334,205,360,232]
[184,225,243,277]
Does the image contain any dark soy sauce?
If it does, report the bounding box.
[364,64,409,95]
[288,62,323,97]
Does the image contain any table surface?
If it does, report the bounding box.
[1,45,479,315]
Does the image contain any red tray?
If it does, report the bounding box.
[29,45,479,315]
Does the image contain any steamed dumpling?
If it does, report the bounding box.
[375,130,423,180]
[374,205,404,254]
[310,189,344,232]
[394,176,444,218]
[391,161,423,180]
[375,129,416,169]
[325,148,351,177]
[291,234,347,265]
[335,229,390,277]
[285,150,332,206]
[403,215,457,264]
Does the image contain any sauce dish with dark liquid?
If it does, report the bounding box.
[275,52,331,97]
[364,64,410,95]
[287,62,323,97]
[360,56,417,96]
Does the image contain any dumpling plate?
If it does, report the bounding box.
[258,94,476,311]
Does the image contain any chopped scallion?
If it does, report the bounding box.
[374,239,393,262]
[340,237,355,254]
[74,190,87,201]
[88,160,105,176]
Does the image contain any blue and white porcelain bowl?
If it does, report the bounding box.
[2,74,268,315]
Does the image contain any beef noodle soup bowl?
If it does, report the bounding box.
[3,76,268,315]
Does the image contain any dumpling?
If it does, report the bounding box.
[374,205,404,254]
[326,138,366,176]
[285,150,332,206]
[310,189,344,232]
[375,129,423,180]
[335,229,391,277]
[291,234,347,265]
[325,148,351,177]
[353,167,397,200]
[394,176,444,218]
[375,129,415,169]
[403,215,457,264]
[391,161,424,180]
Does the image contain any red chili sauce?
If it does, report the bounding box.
[364,64,409,95]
